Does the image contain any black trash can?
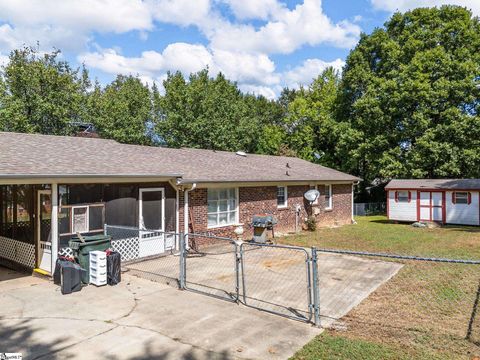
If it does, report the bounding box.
[69,235,111,283]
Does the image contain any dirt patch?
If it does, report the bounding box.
[261,256,303,270]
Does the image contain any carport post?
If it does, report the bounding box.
[179,232,186,290]
[311,247,320,327]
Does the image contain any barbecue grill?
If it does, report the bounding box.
[251,214,277,243]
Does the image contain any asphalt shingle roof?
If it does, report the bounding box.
[386,179,480,190]
[0,132,360,184]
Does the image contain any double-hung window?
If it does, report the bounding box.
[325,184,333,210]
[396,191,410,203]
[453,192,469,204]
[207,188,237,228]
[277,186,288,208]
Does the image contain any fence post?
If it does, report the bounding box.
[235,242,242,304]
[311,247,321,327]
[179,232,186,290]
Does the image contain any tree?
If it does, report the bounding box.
[0,47,89,135]
[93,75,153,145]
[283,67,343,164]
[338,5,480,185]
[156,70,272,153]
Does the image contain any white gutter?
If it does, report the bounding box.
[184,183,197,250]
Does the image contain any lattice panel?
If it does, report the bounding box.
[111,237,140,262]
[0,236,35,268]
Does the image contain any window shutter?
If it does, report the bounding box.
[394,191,398,202]
[468,192,472,205]
[407,191,411,203]
[452,192,456,204]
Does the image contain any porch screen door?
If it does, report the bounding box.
[139,188,165,257]
[37,190,52,272]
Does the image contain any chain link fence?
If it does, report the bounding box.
[316,249,480,357]
[104,223,480,355]
[106,224,181,287]
[354,202,386,216]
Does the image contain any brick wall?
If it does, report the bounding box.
[179,183,353,239]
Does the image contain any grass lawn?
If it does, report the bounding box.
[284,215,480,259]
[283,216,480,360]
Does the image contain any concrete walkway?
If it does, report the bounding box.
[0,267,322,360]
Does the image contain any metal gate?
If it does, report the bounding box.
[181,233,319,324]
[182,233,240,302]
[240,242,314,322]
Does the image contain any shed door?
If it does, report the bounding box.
[419,192,431,221]
[418,191,444,222]
[432,192,443,222]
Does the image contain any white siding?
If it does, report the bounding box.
[445,191,480,226]
[388,190,417,221]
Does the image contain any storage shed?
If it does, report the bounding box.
[385,179,480,226]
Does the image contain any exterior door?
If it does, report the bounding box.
[138,188,165,257]
[418,191,444,223]
[37,190,52,272]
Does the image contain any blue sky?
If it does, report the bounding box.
[0,0,477,98]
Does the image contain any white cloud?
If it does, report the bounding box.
[220,0,286,20]
[0,0,152,52]
[148,0,213,28]
[209,0,361,54]
[79,44,281,89]
[371,0,480,16]
[238,84,279,99]
[283,58,345,88]
[0,0,363,98]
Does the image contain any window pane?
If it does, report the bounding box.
[228,211,236,224]
[207,189,217,201]
[219,189,228,200]
[207,201,217,213]
[228,199,236,211]
[208,214,217,227]
[277,187,286,206]
[219,200,228,212]
[455,192,468,204]
[398,191,409,202]
[219,213,228,225]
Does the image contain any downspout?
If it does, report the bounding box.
[352,181,359,224]
[184,183,197,250]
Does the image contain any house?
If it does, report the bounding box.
[386,179,480,226]
[0,132,359,275]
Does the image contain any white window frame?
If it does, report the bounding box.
[325,184,333,210]
[207,188,239,229]
[71,205,89,234]
[277,186,288,209]
[454,191,469,205]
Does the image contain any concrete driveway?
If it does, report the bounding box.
[0,250,402,360]
[0,266,321,360]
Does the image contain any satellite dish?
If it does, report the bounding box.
[304,189,320,203]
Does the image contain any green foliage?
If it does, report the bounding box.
[92,75,153,145]
[0,47,89,135]
[339,5,480,185]
[156,69,283,153]
[0,5,479,196]
[305,216,317,231]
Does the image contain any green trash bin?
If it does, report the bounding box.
[69,235,112,284]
